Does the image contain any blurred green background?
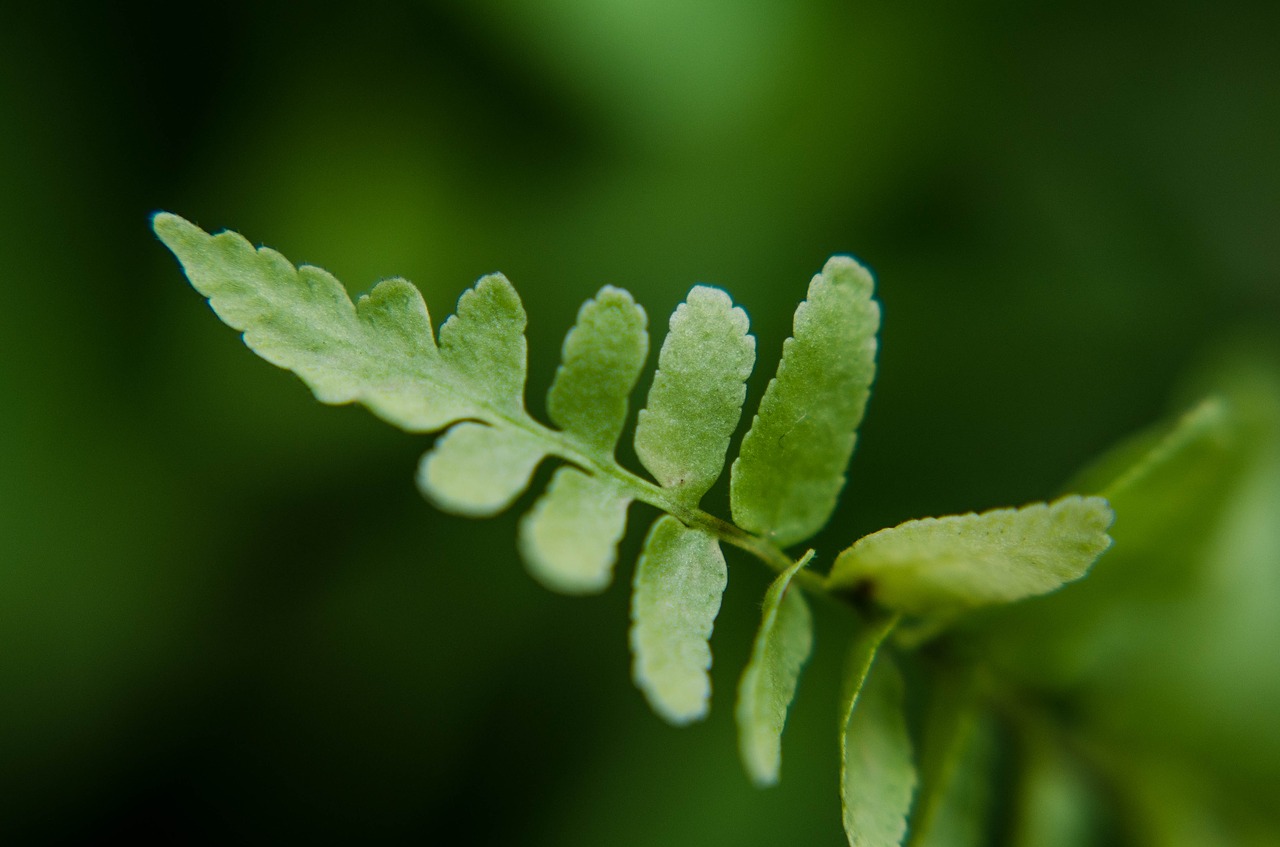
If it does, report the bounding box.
[2,1,1278,843]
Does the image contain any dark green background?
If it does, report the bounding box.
[2,1,1278,843]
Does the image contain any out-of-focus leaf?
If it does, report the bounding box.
[1010,733,1099,847]
[1099,749,1280,847]
[519,467,631,594]
[1073,352,1280,794]
[635,286,755,505]
[735,550,815,787]
[417,423,546,516]
[907,668,984,847]
[1067,398,1236,563]
[547,286,649,454]
[986,350,1280,700]
[630,516,728,724]
[840,617,914,847]
[828,496,1114,617]
[1068,398,1229,501]
[731,256,879,547]
[909,706,997,847]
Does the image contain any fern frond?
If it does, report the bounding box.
[157,211,1130,847]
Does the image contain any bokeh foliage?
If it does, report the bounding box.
[2,1,1277,842]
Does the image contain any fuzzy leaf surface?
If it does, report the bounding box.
[630,516,728,725]
[731,256,879,547]
[547,287,649,454]
[519,468,631,594]
[154,213,527,430]
[417,423,546,517]
[840,625,915,847]
[828,496,1114,616]
[635,286,755,505]
[735,551,815,787]
[435,269,529,413]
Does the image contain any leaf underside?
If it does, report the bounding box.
[630,515,728,725]
[731,256,880,548]
[520,468,632,595]
[156,215,650,596]
[828,496,1115,617]
[417,423,546,517]
[153,212,526,431]
[547,286,649,454]
[635,285,756,506]
[736,551,815,787]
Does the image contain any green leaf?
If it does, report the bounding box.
[519,468,632,594]
[630,515,728,725]
[909,698,997,847]
[731,256,879,547]
[735,550,815,787]
[971,399,1246,688]
[153,212,523,431]
[840,620,915,847]
[1010,734,1098,847]
[436,272,529,414]
[907,668,977,847]
[417,423,546,517]
[634,286,755,505]
[1099,750,1279,847]
[1068,397,1235,560]
[827,496,1114,617]
[1067,396,1231,500]
[547,286,649,454]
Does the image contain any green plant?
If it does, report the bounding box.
[154,212,1221,846]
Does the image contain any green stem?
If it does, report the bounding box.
[683,509,831,595]
[511,413,835,599]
